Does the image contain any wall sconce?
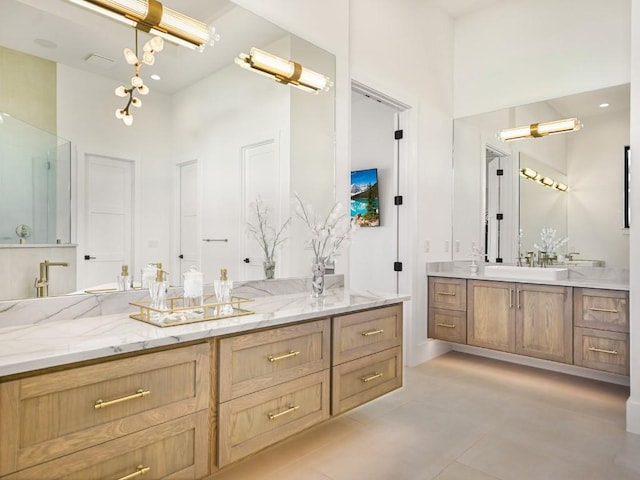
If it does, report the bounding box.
[235,47,333,94]
[520,167,568,192]
[66,0,219,51]
[500,118,581,142]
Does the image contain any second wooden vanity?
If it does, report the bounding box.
[428,274,629,376]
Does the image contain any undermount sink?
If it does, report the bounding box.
[483,265,569,281]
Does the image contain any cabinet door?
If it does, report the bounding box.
[467,280,515,352]
[515,284,573,364]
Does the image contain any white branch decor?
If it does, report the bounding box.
[533,226,568,254]
[246,198,290,267]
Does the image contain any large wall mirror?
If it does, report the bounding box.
[0,0,336,301]
[452,83,630,268]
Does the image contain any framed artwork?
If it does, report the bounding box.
[350,168,380,227]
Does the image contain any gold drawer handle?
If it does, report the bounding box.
[361,328,384,336]
[436,291,456,296]
[268,404,299,420]
[116,465,150,480]
[589,347,619,355]
[94,389,150,410]
[588,307,618,314]
[436,323,456,329]
[361,372,384,383]
[267,350,300,363]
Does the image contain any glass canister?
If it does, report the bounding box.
[183,266,204,308]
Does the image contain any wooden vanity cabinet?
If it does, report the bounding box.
[0,342,211,479]
[217,319,331,468]
[515,284,572,364]
[428,277,467,344]
[467,280,515,353]
[574,288,629,375]
[331,304,403,415]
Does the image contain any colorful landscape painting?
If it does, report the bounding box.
[350,168,380,227]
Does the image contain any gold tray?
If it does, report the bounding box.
[129,295,254,327]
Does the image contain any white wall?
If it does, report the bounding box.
[454,0,630,117]
[627,0,640,436]
[567,109,630,268]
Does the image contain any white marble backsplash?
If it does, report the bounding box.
[0,275,344,328]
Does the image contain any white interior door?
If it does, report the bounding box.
[240,139,281,280]
[178,160,199,284]
[82,154,133,289]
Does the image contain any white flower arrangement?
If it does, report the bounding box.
[294,193,354,264]
[533,226,568,254]
[246,198,291,263]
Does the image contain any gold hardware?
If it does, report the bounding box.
[94,389,150,409]
[587,307,618,314]
[361,372,384,383]
[517,289,521,309]
[116,465,150,480]
[588,347,619,355]
[436,323,456,329]
[361,328,384,336]
[268,350,300,363]
[436,291,456,296]
[268,404,299,420]
[509,288,514,308]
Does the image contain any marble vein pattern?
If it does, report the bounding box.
[0,278,409,377]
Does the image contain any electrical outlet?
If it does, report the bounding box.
[424,240,430,253]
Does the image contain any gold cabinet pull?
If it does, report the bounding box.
[509,288,514,308]
[589,346,619,355]
[361,372,384,383]
[436,291,456,296]
[94,389,150,410]
[361,328,384,336]
[267,350,300,363]
[588,307,618,314]
[517,289,521,309]
[436,323,456,329]
[268,404,299,420]
[116,465,150,480]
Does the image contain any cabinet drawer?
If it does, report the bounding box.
[332,304,402,365]
[331,346,402,415]
[574,288,629,333]
[0,343,210,475]
[428,277,466,311]
[218,370,330,467]
[574,327,629,375]
[1,411,209,480]
[218,319,330,402]
[428,307,467,344]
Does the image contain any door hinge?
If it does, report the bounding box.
[394,261,403,272]
[496,169,504,176]
[496,257,503,263]
[496,213,504,220]
[394,195,403,206]
[394,129,403,140]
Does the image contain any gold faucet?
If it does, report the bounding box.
[35,260,69,297]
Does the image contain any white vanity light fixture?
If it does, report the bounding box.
[66,0,220,51]
[235,47,333,94]
[500,117,581,142]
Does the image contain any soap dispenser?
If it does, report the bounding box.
[116,264,131,291]
[183,266,203,309]
[149,262,168,312]
[214,268,233,315]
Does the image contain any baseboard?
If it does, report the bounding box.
[627,398,640,435]
[406,338,452,367]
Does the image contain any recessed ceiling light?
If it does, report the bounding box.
[150,74,161,81]
[34,38,58,49]
[599,103,610,108]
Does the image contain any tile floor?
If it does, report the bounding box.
[210,352,640,480]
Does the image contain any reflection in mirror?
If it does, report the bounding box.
[453,84,629,268]
[0,0,336,301]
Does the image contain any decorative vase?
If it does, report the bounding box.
[311,258,326,297]
[263,258,276,280]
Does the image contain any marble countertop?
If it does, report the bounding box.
[0,288,409,378]
[426,262,629,290]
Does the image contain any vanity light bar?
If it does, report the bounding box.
[519,168,569,192]
[500,118,581,142]
[66,0,218,51]
[235,47,333,94]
